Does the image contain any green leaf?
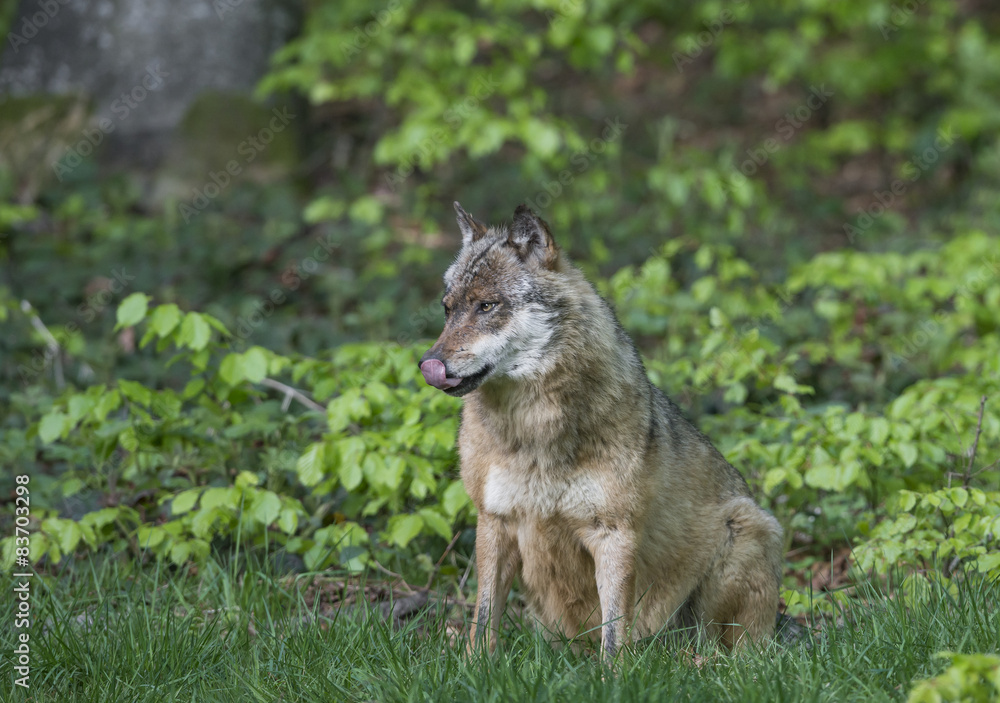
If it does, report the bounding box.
[845,412,866,435]
[382,456,406,489]
[182,378,205,399]
[363,381,393,410]
[61,477,87,498]
[890,391,917,419]
[977,552,1000,573]
[418,508,452,540]
[278,508,298,535]
[27,533,49,565]
[303,196,345,223]
[149,304,182,338]
[92,390,122,421]
[348,195,384,225]
[118,427,139,452]
[723,382,748,405]
[950,487,969,508]
[303,543,329,572]
[774,373,813,395]
[67,395,96,424]
[200,487,236,511]
[38,411,70,444]
[189,539,211,561]
[804,464,837,490]
[202,314,231,337]
[709,307,728,328]
[242,347,268,383]
[219,354,244,386]
[118,379,153,407]
[803,446,860,490]
[453,33,476,64]
[251,491,282,525]
[296,443,326,487]
[523,119,560,159]
[328,388,370,433]
[894,491,918,512]
[171,489,202,515]
[44,518,82,555]
[442,481,471,518]
[869,417,891,444]
[190,348,210,371]
[170,541,192,566]
[180,313,212,351]
[116,292,150,329]
[234,471,260,489]
[340,457,363,491]
[339,545,368,571]
[136,525,165,549]
[190,509,219,539]
[338,436,366,474]
[895,442,919,468]
[763,468,787,495]
[890,513,917,536]
[387,514,424,548]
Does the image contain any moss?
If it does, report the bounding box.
[169,92,299,183]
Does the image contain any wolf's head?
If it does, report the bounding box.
[419,202,564,397]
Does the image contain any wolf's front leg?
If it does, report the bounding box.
[589,527,638,660]
[469,513,520,653]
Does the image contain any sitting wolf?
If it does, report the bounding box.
[419,202,783,657]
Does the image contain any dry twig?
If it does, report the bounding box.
[963,395,988,488]
[425,529,464,590]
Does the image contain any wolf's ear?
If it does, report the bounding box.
[508,204,559,269]
[454,201,488,247]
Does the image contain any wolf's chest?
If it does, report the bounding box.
[481,464,606,520]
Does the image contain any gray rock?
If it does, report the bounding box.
[1,0,299,167]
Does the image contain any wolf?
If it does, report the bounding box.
[419,202,784,658]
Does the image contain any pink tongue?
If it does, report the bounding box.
[420,359,462,389]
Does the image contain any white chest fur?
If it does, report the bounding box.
[482,464,607,520]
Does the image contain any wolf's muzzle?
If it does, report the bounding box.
[419,356,462,389]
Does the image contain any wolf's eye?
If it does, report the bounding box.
[443,304,451,317]
[479,302,497,313]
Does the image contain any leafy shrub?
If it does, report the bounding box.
[4,0,1000,596]
[3,228,998,587]
[1,294,470,574]
[856,487,1000,579]
[601,231,1000,575]
[907,652,1000,703]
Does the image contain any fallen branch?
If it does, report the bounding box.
[371,559,415,593]
[258,377,326,413]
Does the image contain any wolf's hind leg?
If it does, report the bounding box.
[695,498,783,649]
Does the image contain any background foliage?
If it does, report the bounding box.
[1,0,999,694]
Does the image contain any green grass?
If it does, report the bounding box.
[1,555,997,702]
